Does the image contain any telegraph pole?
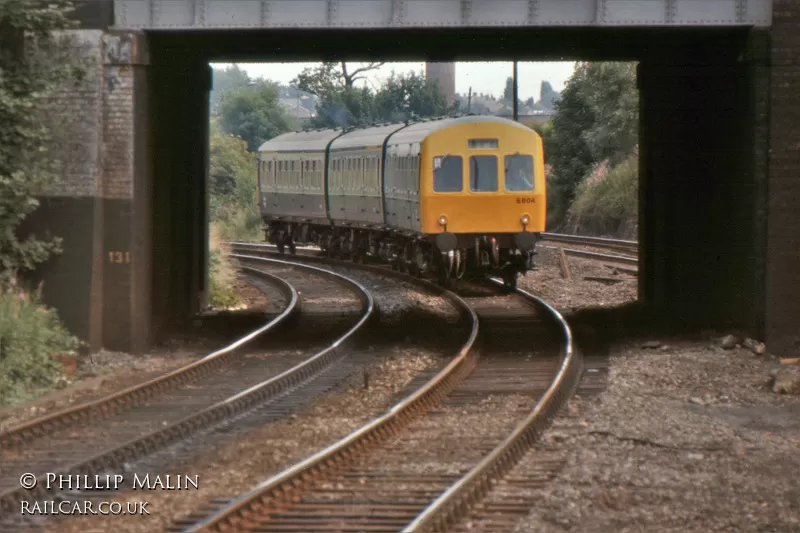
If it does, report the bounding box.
[512,60,519,121]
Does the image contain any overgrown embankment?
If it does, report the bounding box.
[535,62,639,238]
[0,0,86,404]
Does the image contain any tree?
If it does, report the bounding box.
[217,82,297,151]
[543,62,638,225]
[207,119,262,240]
[212,64,251,94]
[0,0,84,285]
[293,61,387,129]
[208,120,256,201]
[210,64,252,114]
[539,81,559,110]
[341,61,385,87]
[294,63,454,129]
[374,72,453,123]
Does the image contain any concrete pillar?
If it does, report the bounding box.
[101,32,152,354]
[767,2,800,357]
[149,60,211,339]
[638,56,763,333]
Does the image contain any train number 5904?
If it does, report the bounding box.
[515,197,536,204]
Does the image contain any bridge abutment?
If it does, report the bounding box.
[767,0,800,357]
[21,30,209,354]
[638,56,765,335]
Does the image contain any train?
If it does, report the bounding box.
[256,115,546,288]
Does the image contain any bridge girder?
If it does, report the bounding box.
[111,0,771,30]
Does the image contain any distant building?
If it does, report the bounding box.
[279,97,316,128]
[425,62,456,106]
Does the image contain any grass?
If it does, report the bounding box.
[208,223,243,309]
[0,279,81,405]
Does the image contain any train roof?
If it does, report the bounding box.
[257,128,342,153]
[257,115,534,154]
[329,123,407,151]
[387,115,533,147]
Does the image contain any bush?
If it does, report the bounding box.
[568,151,638,238]
[208,224,242,309]
[208,123,263,242]
[212,199,262,243]
[0,280,81,404]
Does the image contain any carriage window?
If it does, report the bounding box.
[433,155,463,192]
[505,155,534,192]
[470,156,498,192]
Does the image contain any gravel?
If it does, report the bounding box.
[510,338,800,533]
[325,265,462,323]
[519,246,637,312]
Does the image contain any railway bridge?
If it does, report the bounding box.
[15,0,799,357]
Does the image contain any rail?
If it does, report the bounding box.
[401,278,581,532]
[0,264,298,450]
[179,256,479,533]
[3,257,373,514]
[540,232,638,252]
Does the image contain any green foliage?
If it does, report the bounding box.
[217,82,298,152]
[207,248,242,309]
[294,63,454,129]
[0,280,81,404]
[293,61,344,102]
[375,72,453,122]
[210,64,252,113]
[0,0,81,286]
[312,85,377,129]
[569,152,639,238]
[544,62,638,227]
[212,65,252,95]
[207,226,242,309]
[208,120,262,242]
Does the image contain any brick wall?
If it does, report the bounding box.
[767,1,800,356]
[101,33,143,200]
[27,30,150,353]
[39,31,144,201]
[43,30,104,198]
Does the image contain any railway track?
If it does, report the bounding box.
[0,265,297,450]
[540,232,638,254]
[166,249,580,533]
[2,257,374,522]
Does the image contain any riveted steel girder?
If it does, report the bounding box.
[112,0,771,29]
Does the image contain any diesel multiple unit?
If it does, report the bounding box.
[257,115,546,287]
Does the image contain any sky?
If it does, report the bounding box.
[213,61,576,101]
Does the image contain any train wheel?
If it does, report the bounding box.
[412,244,428,277]
[454,250,466,279]
[436,252,454,287]
[502,267,518,290]
[324,235,336,258]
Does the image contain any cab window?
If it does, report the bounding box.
[504,155,534,192]
[433,155,463,192]
[470,156,498,192]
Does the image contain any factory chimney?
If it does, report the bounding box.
[425,62,456,106]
